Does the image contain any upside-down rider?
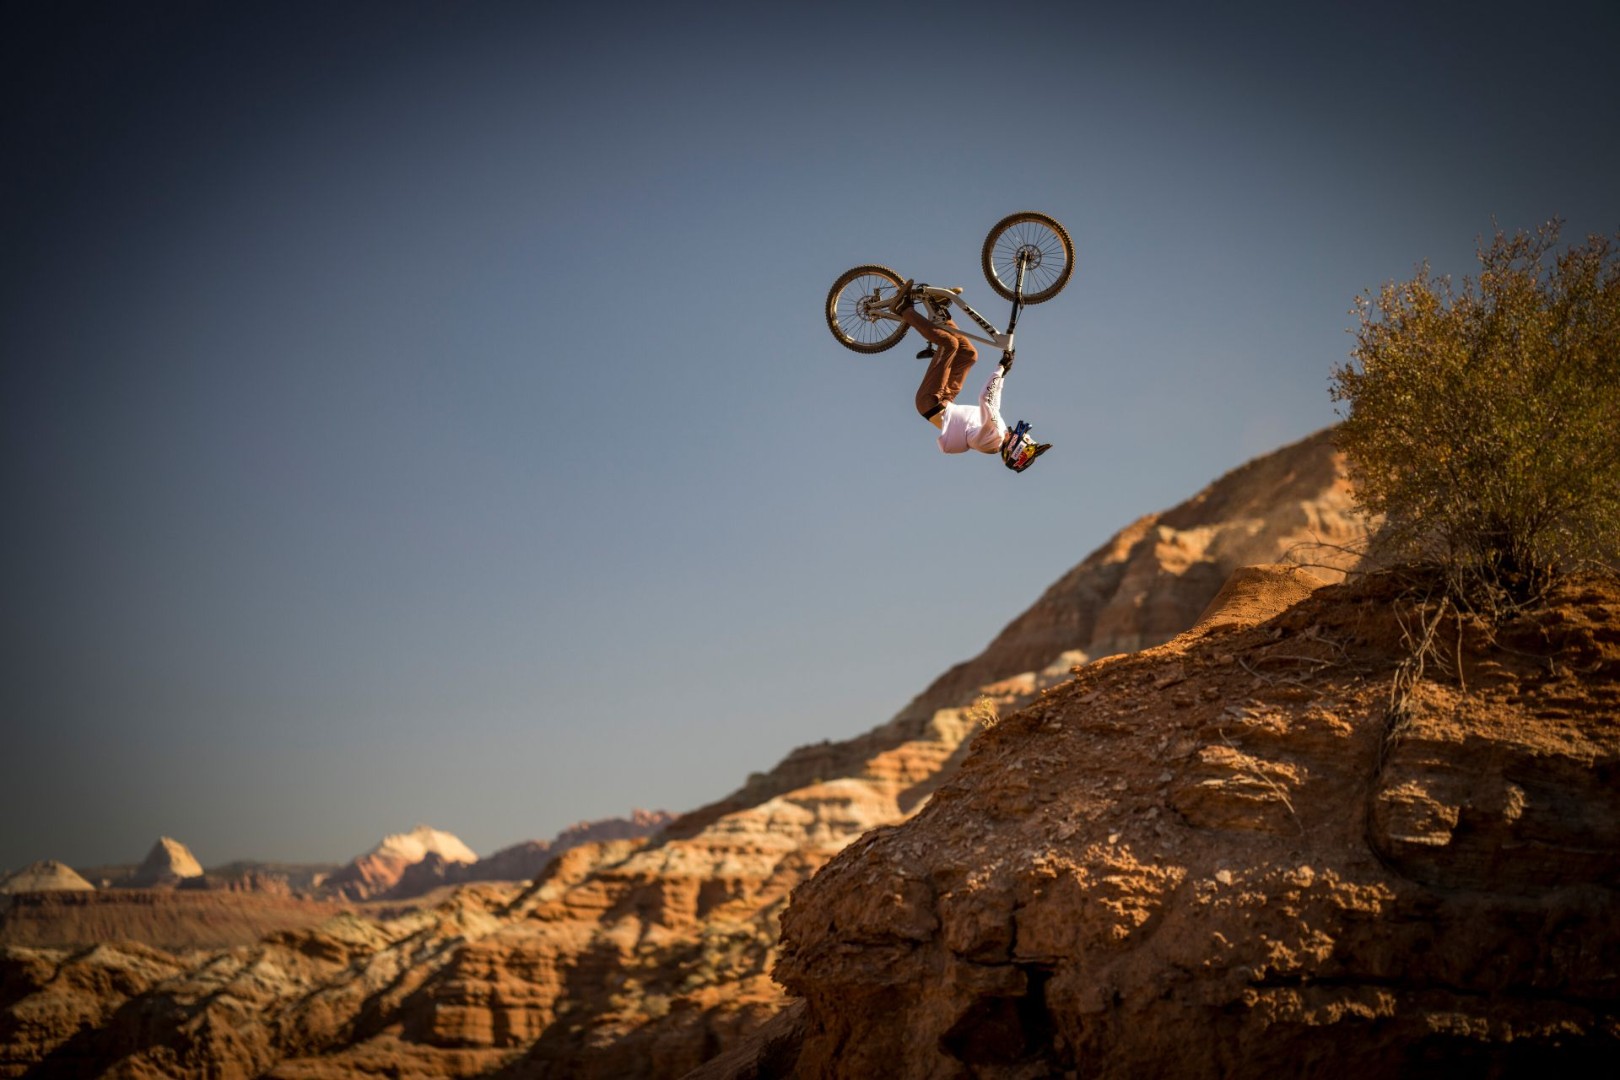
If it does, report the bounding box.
[891,280,1051,473]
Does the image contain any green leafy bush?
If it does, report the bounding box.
[1331,222,1620,612]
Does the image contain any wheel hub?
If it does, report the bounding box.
[1016,244,1044,270]
[858,291,895,323]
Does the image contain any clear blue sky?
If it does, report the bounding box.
[4,1,1616,871]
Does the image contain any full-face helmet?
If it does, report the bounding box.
[1001,420,1051,473]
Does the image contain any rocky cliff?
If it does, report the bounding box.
[771,568,1620,1076]
[0,428,1370,1077]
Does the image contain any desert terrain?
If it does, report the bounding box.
[4,427,1614,1077]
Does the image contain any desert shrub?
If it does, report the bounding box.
[1331,222,1620,613]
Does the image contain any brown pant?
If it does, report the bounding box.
[903,307,979,419]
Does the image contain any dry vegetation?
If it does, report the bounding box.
[1332,222,1620,613]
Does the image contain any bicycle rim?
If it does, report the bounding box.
[982,212,1074,304]
[826,264,910,353]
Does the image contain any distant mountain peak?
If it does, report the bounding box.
[0,860,96,893]
[127,837,204,886]
[321,824,478,901]
[368,824,478,866]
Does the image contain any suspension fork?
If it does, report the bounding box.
[1001,252,1030,365]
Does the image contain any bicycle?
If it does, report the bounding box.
[824,211,1074,361]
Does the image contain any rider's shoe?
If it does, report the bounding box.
[889,279,915,314]
[916,345,935,360]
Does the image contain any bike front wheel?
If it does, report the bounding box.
[981,212,1074,304]
[826,264,911,354]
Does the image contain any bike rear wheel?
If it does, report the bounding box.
[981,212,1074,304]
[826,264,911,353]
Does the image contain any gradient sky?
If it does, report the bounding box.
[3,1,1616,872]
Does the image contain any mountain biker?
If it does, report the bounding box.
[892,281,1051,472]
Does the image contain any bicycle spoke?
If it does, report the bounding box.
[980,213,1072,304]
[827,263,911,352]
[995,225,1065,292]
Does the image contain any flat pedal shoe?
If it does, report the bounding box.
[888,279,915,313]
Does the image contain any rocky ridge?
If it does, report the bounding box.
[669,427,1362,842]
[0,428,1367,1077]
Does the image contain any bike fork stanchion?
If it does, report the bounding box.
[1001,253,1031,366]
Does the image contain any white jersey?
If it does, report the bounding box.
[937,368,1007,454]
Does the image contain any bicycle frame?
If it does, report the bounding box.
[826,213,1068,359]
[903,288,1014,350]
[889,256,1033,362]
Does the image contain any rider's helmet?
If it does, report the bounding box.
[1001,421,1051,473]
